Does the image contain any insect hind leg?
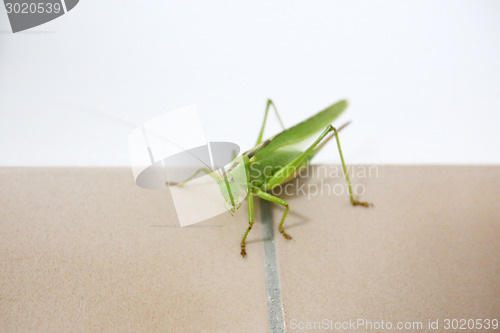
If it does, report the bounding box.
[255,99,286,145]
[264,124,372,207]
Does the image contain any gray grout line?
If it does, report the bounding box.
[261,199,286,333]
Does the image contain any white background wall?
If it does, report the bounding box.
[1,0,499,166]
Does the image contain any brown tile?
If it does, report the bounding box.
[273,166,499,332]
[1,166,498,332]
[0,168,268,332]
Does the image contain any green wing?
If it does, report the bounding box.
[247,99,348,161]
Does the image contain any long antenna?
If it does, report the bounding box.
[52,102,217,173]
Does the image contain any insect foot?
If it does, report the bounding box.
[352,200,374,208]
[279,229,292,240]
[240,245,247,258]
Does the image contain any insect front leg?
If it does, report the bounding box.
[240,191,254,257]
[255,189,291,240]
[255,99,286,145]
[165,168,214,187]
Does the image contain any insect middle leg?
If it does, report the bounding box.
[255,188,291,240]
[239,189,292,256]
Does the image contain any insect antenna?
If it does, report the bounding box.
[337,121,351,132]
[55,102,217,174]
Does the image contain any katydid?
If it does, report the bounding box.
[181,99,372,257]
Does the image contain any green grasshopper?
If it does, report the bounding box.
[179,99,372,257]
[216,99,372,257]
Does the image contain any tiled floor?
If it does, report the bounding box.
[0,166,498,332]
